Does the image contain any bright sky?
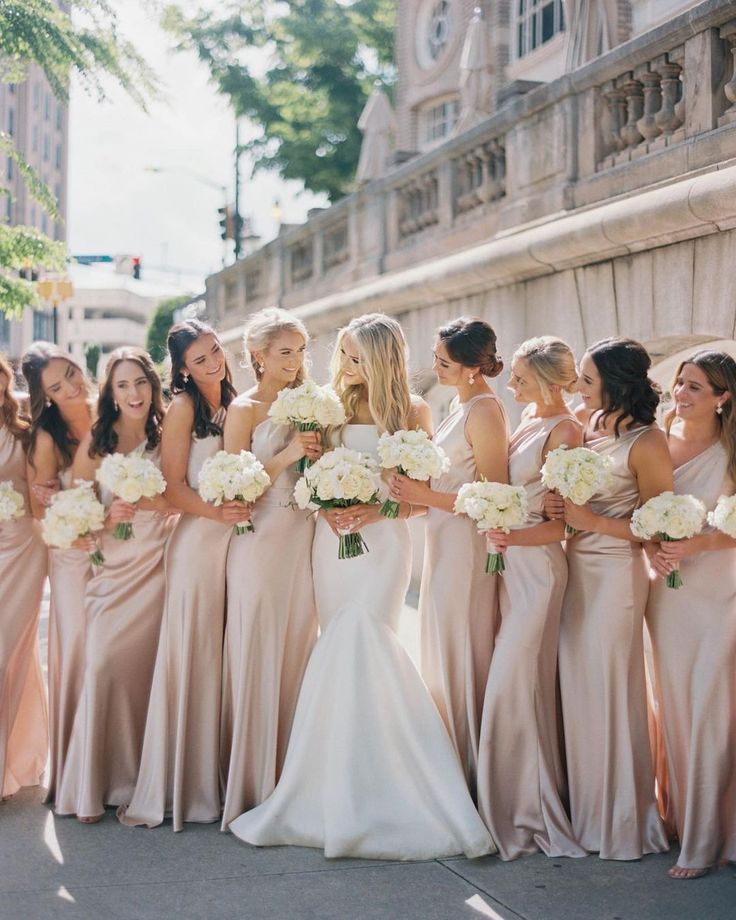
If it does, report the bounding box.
[67,1,327,286]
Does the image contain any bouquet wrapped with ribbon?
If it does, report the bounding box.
[454,481,528,574]
[294,446,381,559]
[95,453,166,540]
[376,428,449,518]
[630,491,707,588]
[198,449,271,535]
[268,380,346,473]
[42,481,106,564]
[541,445,613,536]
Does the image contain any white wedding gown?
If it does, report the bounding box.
[229,425,495,860]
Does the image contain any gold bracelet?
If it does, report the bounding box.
[406,502,414,519]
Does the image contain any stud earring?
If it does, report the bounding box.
[468,373,475,385]
[716,403,723,415]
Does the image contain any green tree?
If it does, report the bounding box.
[146,294,191,364]
[163,0,395,201]
[1,0,156,318]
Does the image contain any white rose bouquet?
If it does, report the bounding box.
[454,481,528,574]
[707,494,736,538]
[268,380,347,473]
[293,446,381,559]
[541,445,614,536]
[0,480,25,523]
[630,491,707,588]
[376,429,450,518]
[198,449,271,535]
[42,481,106,564]
[96,453,166,540]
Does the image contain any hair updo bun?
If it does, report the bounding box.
[587,336,660,436]
[437,316,503,378]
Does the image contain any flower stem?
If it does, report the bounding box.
[113,522,134,541]
[485,551,505,575]
[380,498,400,518]
[338,531,368,559]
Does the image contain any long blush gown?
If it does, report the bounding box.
[419,393,505,791]
[646,441,736,869]
[119,409,232,831]
[45,466,91,803]
[220,419,317,829]
[0,426,48,797]
[229,425,495,860]
[477,415,585,860]
[55,445,175,818]
[559,425,668,859]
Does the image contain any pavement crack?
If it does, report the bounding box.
[437,859,530,920]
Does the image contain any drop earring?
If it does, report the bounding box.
[45,398,51,408]
[114,401,119,412]
[468,373,475,385]
[182,372,189,383]
[716,403,723,415]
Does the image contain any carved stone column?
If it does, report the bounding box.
[604,87,628,152]
[720,22,736,126]
[621,79,644,148]
[655,62,684,137]
[636,70,662,143]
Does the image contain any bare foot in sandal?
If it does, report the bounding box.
[78,815,103,825]
[668,865,710,879]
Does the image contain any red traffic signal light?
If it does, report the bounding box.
[132,256,141,280]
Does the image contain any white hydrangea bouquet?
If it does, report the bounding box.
[268,380,347,473]
[42,481,106,564]
[707,494,736,538]
[0,480,25,523]
[630,491,707,588]
[376,428,450,518]
[541,445,614,536]
[95,453,166,540]
[454,481,528,574]
[294,446,381,559]
[198,449,271,535]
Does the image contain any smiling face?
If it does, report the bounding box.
[339,332,366,386]
[673,362,725,421]
[577,352,604,411]
[111,359,153,422]
[431,338,466,388]
[507,356,544,405]
[183,333,226,387]
[256,330,307,386]
[40,358,87,409]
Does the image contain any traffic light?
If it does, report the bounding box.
[218,205,235,241]
[19,259,38,281]
[132,256,141,280]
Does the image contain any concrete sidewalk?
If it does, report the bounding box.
[1,788,734,920]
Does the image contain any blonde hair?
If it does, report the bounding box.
[243,307,309,385]
[330,313,412,435]
[514,336,578,404]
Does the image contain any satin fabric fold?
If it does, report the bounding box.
[56,446,176,817]
[0,427,48,797]
[558,426,668,859]
[119,411,232,831]
[220,419,317,829]
[229,424,494,860]
[477,415,585,860]
[419,393,505,791]
[646,441,736,869]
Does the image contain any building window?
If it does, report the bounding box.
[55,143,62,169]
[415,0,454,70]
[516,0,565,59]
[32,124,39,152]
[6,158,12,182]
[7,108,14,137]
[41,212,48,234]
[44,92,51,121]
[427,0,451,62]
[5,197,12,222]
[33,309,55,342]
[422,98,459,144]
[33,84,40,111]
[43,135,50,162]
[56,104,63,130]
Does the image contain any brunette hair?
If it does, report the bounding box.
[587,337,660,437]
[665,349,736,483]
[0,353,30,446]
[21,341,92,469]
[167,319,236,438]
[89,347,166,458]
[437,316,503,378]
[243,307,309,385]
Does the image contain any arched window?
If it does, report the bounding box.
[516,0,565,59]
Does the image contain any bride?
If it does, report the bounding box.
[229,313,494,860]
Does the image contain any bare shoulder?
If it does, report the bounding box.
[548,417,583,450]
[573,404,591,424]
[467,394,505,429]
[408,394,432,430]
[166,393,195,422]
[631,425,668,455]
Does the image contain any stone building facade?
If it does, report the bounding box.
[204,0,736,428]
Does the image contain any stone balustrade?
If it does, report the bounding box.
[208,0,736,336]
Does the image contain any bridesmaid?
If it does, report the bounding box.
[547,337,671,859]
[55,348,176,822]
[477,337,586,860]
[0,354,47,799]
[119,319,249,831]
[389,316,508,791]
[646,350,736,878]
[220,308,320,829]
[21,342,93,803]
